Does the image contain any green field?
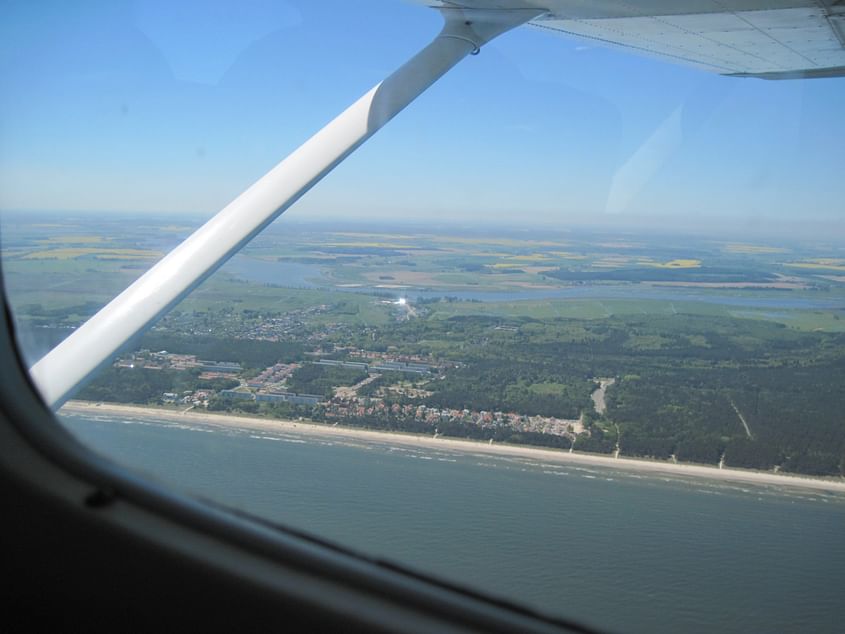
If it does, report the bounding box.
[8,214,843,477]
[3,215,844,333]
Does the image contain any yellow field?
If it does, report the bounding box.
[489,262,529,269]
[331,232,418,240]
[433,236,567,248]
[37,235,104,245]
[469,251,510,257]
[23,247,162,260]
[785,259,845,272]
[502,253,553,262]
[321,242,421,250]
[641,259,702,269]
[548,251,587,260]
[724,243,788,254]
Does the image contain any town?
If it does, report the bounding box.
[111,347,589,444]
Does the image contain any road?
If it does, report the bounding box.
[730,399,753,439]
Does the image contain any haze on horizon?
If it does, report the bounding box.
[1,0,843,230]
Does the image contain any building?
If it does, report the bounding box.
[220,389,255,401]
[200,361,243,373]
[255,392,322,406]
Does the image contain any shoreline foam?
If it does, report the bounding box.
[61,400,845,494]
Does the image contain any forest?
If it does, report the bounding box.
[77,367,236,403]
[287,364,367,397]
[138,333,304,368]
[358,312,845,476]
[76,305,845,477]
[424,359,592,419]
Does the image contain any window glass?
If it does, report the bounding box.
[2,2,844,632]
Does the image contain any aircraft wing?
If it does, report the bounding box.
[417,1,845,78]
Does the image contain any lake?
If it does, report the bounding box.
[221,255,844,310]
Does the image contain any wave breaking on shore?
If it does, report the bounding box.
[61,400,845,494]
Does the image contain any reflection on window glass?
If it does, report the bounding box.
[1,2,844,633]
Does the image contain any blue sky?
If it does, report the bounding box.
[0,0,843,232]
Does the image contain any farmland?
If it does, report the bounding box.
[4,213,844,477]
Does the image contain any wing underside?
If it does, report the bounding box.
[420,1,845,78]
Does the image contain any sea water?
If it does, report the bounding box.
[62,413,845,634]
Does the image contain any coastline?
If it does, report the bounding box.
[61,400,845,494]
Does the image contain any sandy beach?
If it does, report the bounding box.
[61,400,845,494]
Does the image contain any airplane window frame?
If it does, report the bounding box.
[5,4,841,630]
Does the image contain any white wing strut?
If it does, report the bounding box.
[30,7,542,409]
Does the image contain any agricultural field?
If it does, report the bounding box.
[3,212,843,333]
[3,213,844,476]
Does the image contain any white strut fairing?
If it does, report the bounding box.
[29,7,542,408]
